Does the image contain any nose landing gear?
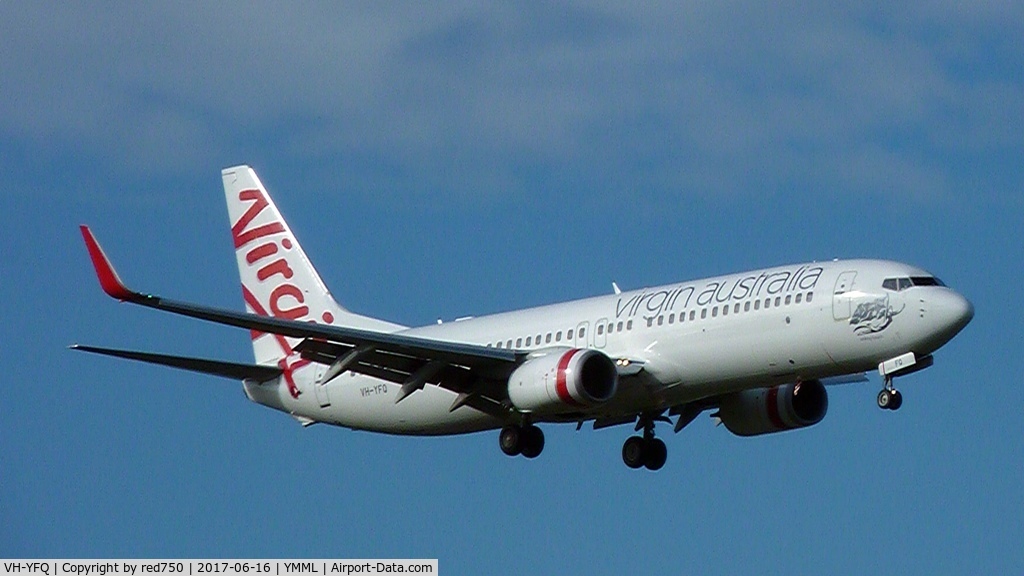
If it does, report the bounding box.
[877,379,903,411]
[875,352,932,411]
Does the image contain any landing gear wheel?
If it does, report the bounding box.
[889,389,903,411]
[622,435,668,470]
[877,389,892,409]
[877,388,903,411]
[622,436,646,469]
[644,438,667,471]
[520,425,545,459]
[499,425,522,456]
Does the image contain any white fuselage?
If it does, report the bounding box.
[244,258,973,435]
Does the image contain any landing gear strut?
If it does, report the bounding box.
[877,376,903,411]
[499,424,545,458]
[622,417,667,471]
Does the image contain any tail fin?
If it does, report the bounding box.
[222,165,401,365]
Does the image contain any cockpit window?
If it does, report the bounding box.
[882,276,945,291]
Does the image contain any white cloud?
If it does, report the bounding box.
[0,2,1020,203]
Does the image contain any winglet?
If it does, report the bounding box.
[79,225,141,301]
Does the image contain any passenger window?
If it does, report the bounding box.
[734,303,740,314]
[689,310,696,321]
[754,300,760,310]
[525,336,532,346]
[657,316,664,326]
[795,293,802,304]
[701,309,707,319]
[516,338,522,347]
[545,333,552,344]
[806,292,813,303]
[597,325,604,335]
[722,305,728,316]
[744,301,751,312]
[617,321,623,331]
[775,297,781,307]
[646,317,653,327]
[627,320,633,330]
[579,328,585,338]
[536,334,542,344]
[567,329,573,340]
[555,331,562,342]
[712,307,718,317]
[668,313,675,324]
[764,298,771,309]
[785,295,791,305]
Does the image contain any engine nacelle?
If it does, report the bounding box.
[507,348,618,414]
[718,380,828,437]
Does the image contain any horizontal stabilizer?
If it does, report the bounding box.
[70,345,283,382]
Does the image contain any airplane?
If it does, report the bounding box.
[73,165,974,471]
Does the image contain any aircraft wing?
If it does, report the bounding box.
[80,226,520,407]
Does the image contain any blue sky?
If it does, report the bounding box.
[2,3,1022,574]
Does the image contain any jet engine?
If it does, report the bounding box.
[507,348,618,414]
[717,380,828,436]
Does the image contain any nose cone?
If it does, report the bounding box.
[935,289,974,340]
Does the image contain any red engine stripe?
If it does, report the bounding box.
[766,386,787,430]
[555,349,583,406]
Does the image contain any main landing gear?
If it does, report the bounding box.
[622,417,667,471]
[877,376,903,411]
[499,424,545,459]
